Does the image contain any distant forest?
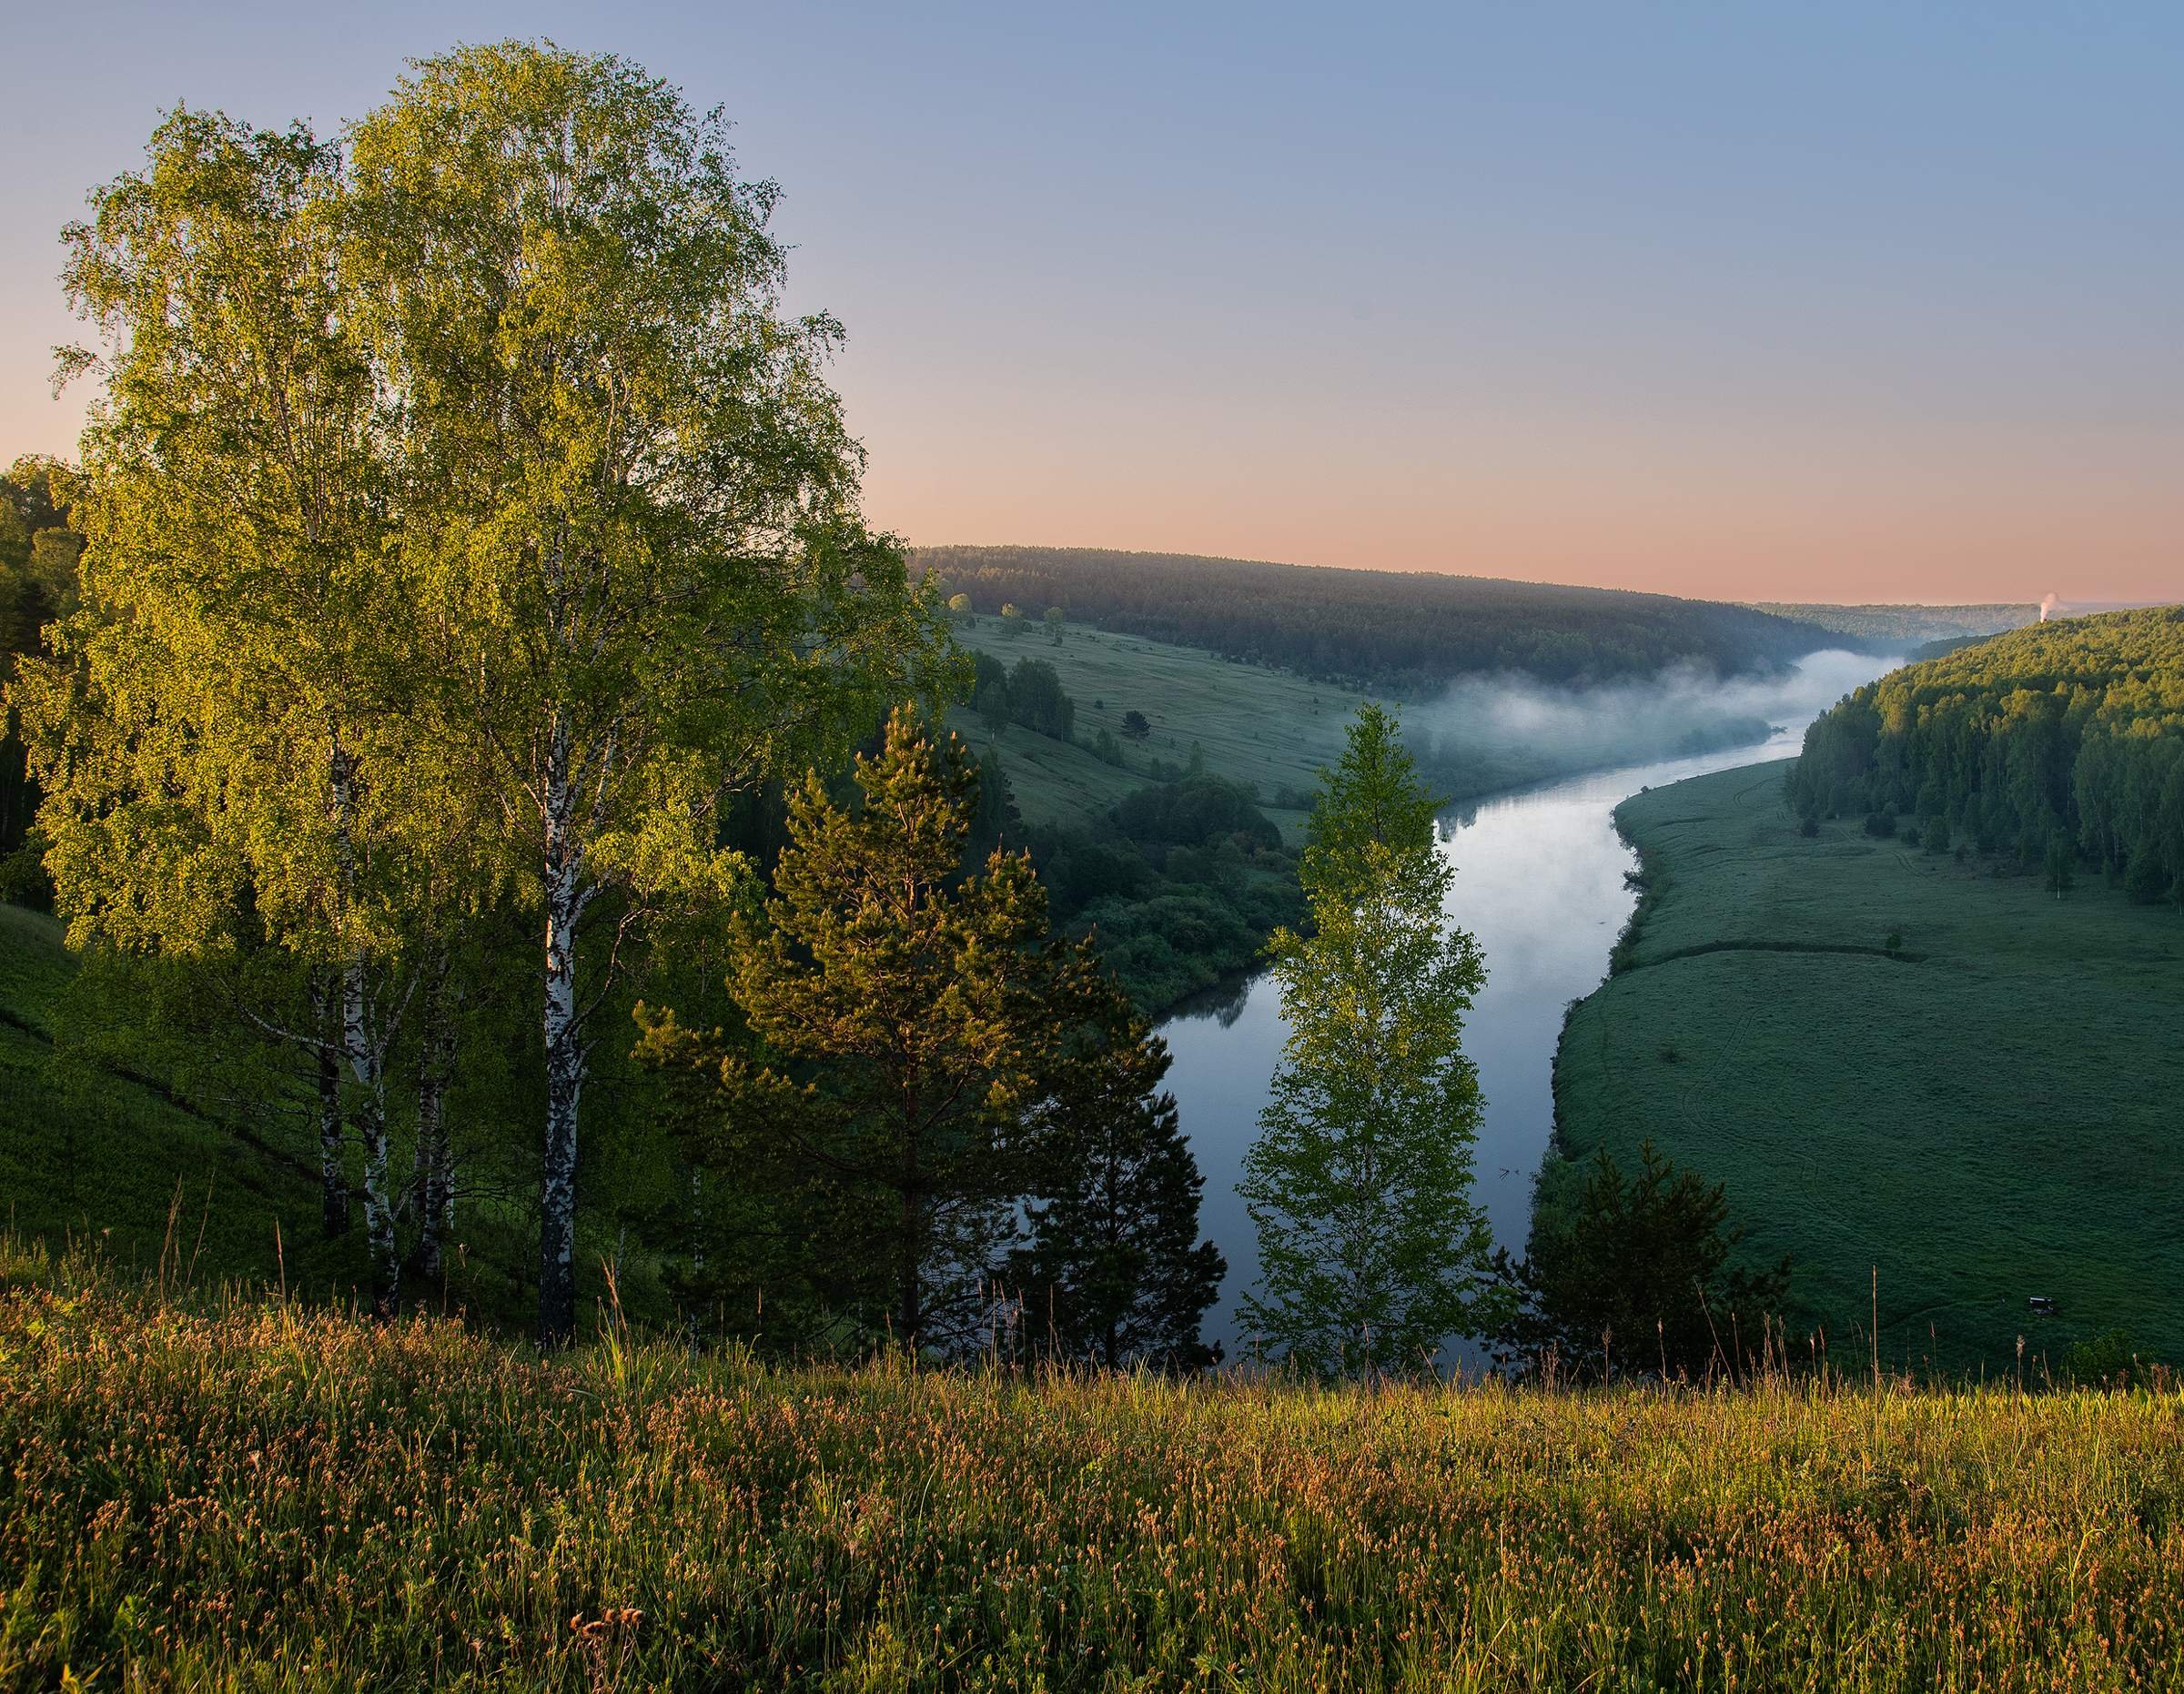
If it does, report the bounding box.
[915,547,1847,692]
[1790,608,2184,904]
[1744,601,2036,647]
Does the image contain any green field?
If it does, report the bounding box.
[941,615,1720,840]
[1552,760,2184,1371]
[943,617,1376,839]
[5,1249,2184,1689]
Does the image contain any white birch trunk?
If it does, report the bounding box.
[329,738,399,1317]
[343,956,399,1318]
[538,713,586,1346]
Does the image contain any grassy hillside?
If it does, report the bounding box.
[945,617,1375,839]
[5,1252,2182,1690]
[943,617,1779,841]
[0,906,358,1296]
[0,907,680,1334]
[1552,761,2184,1371]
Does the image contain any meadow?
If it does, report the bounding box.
[938,615,1744,841]
[1552,760,2184,1372]
[943,616,1376,839]
[5,1241,2183,1691]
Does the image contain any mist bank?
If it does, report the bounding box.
[1401,650,1896,803]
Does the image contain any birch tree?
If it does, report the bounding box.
[1239,705,1499,1377]
[346,43,947,1343]
[15,109,423,1312]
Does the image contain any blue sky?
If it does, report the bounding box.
[5,2,2179,601]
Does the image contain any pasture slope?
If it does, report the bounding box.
[1552,759,2184,1372]
[942,616,1376,840]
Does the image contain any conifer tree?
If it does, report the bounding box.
[1239,704,1496,1377]
[1010,979,1225,1369]
[641,706,1078,1353]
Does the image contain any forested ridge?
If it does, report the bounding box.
[915,545,1845,691]
[1790,607,2184,903]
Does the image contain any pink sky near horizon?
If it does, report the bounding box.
[4,4,2179,610]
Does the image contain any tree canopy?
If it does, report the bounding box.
[1789,609,2184,905]
[1239,705,1497,1376]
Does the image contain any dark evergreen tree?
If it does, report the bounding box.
[639,705,1086,1354]
[1493,1140,1789,1382]
[1011,980,1225,1370]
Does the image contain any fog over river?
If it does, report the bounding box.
[1157,649,1898,1356]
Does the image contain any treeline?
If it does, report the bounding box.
[1023,772,1301,1013]
[1789,609,2184,904]
[915,546,1841,692]
[1744,601,2034,648]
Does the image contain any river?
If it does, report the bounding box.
[1155,650,1897,1355]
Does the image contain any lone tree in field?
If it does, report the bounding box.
[1239,704,1495,1376]
[642,707,1079,1354]
[1009,977,1226,1369]
[345,44,945,1343]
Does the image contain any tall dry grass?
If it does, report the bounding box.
[3,1238,2181,1690]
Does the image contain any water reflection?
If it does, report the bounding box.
[1158,651,1896,1355]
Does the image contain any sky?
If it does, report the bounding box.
[4,3,2179,605]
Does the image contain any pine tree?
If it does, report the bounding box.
[1010,979,1225,1369]
[643,705,1079,1353]
[1239,704,1497,1377]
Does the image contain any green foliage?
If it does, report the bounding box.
[1004,657,1074,741]
[1120,709,1151,741]
[1239,707,1496,1376]
[1497,1141,1791,1382]
[0,457,81,875]
[1790,608,2184,898]
[2060,1328,2156,1390]
[641,708,1087,1354]
[1108,775,1278,852]
[1007,980,1225,1370]
[2045,833,2077,896]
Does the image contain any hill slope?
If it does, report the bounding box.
[915,545,1842,691]
[5,1258,2182,1688]
[1552,760,2184,1369]
[0,906,352,1293]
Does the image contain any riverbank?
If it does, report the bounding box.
[1550,760,2184,1371]
[5,1246,2182,1689]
